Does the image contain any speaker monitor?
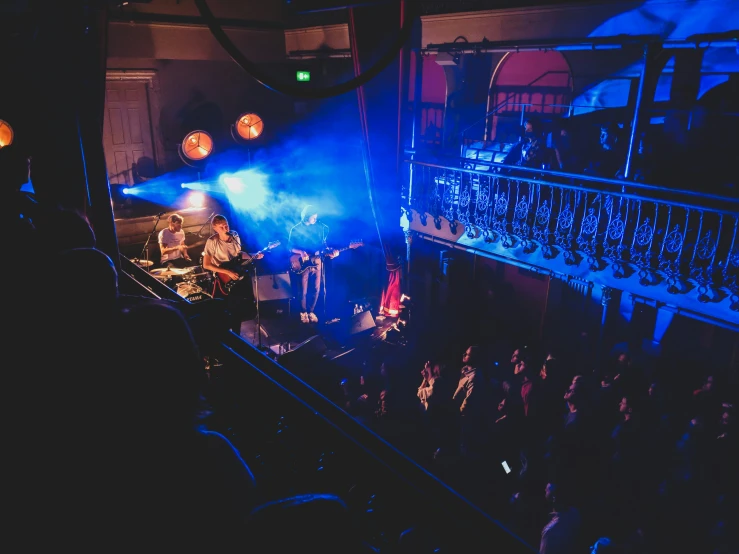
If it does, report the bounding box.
[252,272,291,301]
[349,310,376,336]
[276,334,327,371]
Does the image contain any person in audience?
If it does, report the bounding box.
[691,374,723,432]
[589,536,620,552]
[503,119,547,169]
[550,119,577,172]
[537,357,568,439]
[417,360,459,463]
[417,360,436,412]
[395,525,440,554]
[111,299,257,550]
[584,123,626,178]
[453,345,495,459]
[539,482,582,554]
[245,493,373,553]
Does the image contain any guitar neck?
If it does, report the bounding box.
[330,244,360,254]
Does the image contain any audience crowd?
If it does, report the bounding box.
[330,337,738,553]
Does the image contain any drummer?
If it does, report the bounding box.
[157,213,198,269]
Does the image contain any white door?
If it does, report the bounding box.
[102,80,155,186]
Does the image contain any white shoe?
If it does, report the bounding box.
[300,312,309,323]
[308,312,318,323]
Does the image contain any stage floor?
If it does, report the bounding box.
[239,308,402,360]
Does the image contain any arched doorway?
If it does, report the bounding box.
[487,51,573,143]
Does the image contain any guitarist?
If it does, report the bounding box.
[288,205,338,324]
[201,214,264,332]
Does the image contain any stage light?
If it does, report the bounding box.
[179,130,214,166]
[122,187,131,195]
[187,191,206,208]
[0,119,14,148]
[233,112,264,141]
[221,174,245,193]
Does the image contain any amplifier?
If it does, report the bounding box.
[252,272,292,301]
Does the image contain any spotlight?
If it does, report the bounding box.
[121,187,131,195]
[0,119,14,149]
[232,112,264,142]
[179,130,213,167]
[187,191,206,208]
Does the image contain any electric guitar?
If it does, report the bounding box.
[215,240,280,294]
[288,240,363,274]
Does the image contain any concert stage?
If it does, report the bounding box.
[239,301,406,375]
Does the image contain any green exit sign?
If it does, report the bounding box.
[296,71,311,82]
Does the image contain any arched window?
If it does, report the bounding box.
[487,51,573,143]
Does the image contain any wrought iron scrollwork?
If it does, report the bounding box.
[409,161,738,307]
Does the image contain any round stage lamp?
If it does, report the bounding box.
[181,130,214,161]
[234,113,264,141]
[0,119,14,149]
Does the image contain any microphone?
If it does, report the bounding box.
[227,230,236,236]
[157,211,166,217]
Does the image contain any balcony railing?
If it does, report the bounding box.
[404,157,739,310]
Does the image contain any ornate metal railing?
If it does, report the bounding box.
[404,157,739,310]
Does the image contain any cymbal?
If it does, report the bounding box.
[150,267,194,277]
[131,258,153,268]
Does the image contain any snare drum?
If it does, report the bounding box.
[176,282,211,303]
[185,290,212,303]
[176,282,202,298]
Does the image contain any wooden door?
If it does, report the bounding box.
[102,81,155,186]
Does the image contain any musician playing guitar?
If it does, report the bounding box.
[201,214,265,332]
[288,205,338,324]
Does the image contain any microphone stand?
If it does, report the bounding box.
[197,211,215,238]
[253,262,264,351]
[320,222,329,322]
[139,213,164,269]
[235,233,265,352]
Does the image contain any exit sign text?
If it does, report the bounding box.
[296,71,311,82]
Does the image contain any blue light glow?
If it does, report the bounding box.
[572,0,739,115]
[222,169,269,212]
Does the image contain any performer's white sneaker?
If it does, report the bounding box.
[308,312,318,323]
[300,312,309,323]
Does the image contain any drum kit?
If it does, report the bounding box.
[148,265,214,302]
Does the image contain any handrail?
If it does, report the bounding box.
[415,152,739,207]
[407,158,739,215]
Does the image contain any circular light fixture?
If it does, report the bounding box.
[0,119,14,149]
[181,130,214,161]
[234,113,264,141]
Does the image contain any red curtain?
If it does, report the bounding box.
[380,266,402,316]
